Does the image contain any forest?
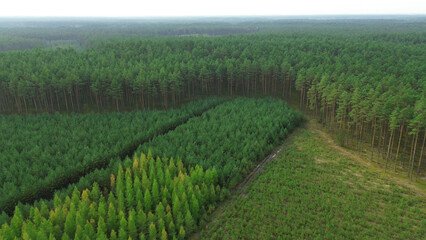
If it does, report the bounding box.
[0,153,222,239]
[0,98,303,239]
[0,98,223,214]
[1,21,424,180]
[0,17,425,239]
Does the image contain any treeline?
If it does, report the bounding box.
[0,32,423,114]
[0,98,224,214]
[297,61,425,181]
[0,25,424,176]
[138,98,305,187]
[0,153,222,240]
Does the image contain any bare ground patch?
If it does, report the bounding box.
[307,120,426,198]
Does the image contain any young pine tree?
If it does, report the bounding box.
[144,189,153,212]
[184,209,195,233]
[178,226,185,240]
[128,211,138,240]
[148,223,157,240]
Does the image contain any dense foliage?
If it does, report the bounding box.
[0,20,424,180]
[1,27,424,114]
[0,18,425,238]
[139,98,304,187]
[0,23,424,180]
[0,152,222,240]
[199,126,426,239]
[0,98,224,214]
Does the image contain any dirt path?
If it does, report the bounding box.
[234,146,284,196]
[192,121,425,239]
[307,120,426,197]
[190,129,300,239]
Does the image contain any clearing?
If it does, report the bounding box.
[197,120,426,239]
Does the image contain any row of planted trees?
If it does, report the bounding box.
[0,152,222,240]
[0,97,302,239]
[0,98,224,215]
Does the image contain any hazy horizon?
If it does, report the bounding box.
[1,0,425,17]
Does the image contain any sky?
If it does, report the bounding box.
[0,0,425,17]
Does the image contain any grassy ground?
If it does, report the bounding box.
[198,120,426,240]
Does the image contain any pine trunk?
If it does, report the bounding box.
[371,119,376,162]
[410,133,419,181]
[415,133,425,181]
[394,124,404,171]
[385,129,394,169]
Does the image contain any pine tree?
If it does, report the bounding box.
[168,220,176,237]
[53,195,62,209]
[97,217,107,238]
[165,212,173,229]
[23,221,37,239]
[160,228,167,240]
[118,190,126,214]
[162,187,170,205]
[184,209,195,233]
[178,226,185,240]
[83,222,95,239]
[172,195,181,224]
[127,213,137,239]
[61,232,71,240]
[75,212,85,232]
[157,219,165,238]
[152,179,160,204]
[108,192,117,208]
[107,202,118,233]
[98,197,107,222]
[64,205,76,238]
[149,158,156,182]
[155,203,165,222]
[116,166,125,195]
[119,216,128,236]
[134,173,141,191]
[49,233,57,240]
[136,188,144,211]
[168,158,177,177]
[110,230,117,240]
[189,194,200,221]
[145,211,154,224]
[74,225,83,240]
[110,174,116,192]
[148,223,157,240]
[156,159,165,186]
[125,168,135,210]
[164,169,172,191]
[136,210,147,234]
[144,189,153,212]
[141,171,151,192]
[71,187,81,208]
[10,206,23,237]
[91,183,101,202]
[88,202,98,223]
[118,227,128,240]
[40,201,49,219]
[209,184,216,203]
